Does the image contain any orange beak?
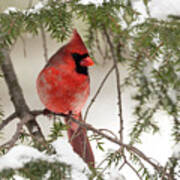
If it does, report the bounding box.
[80,57,94,67]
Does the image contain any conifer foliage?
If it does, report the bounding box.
[0,0,180,179]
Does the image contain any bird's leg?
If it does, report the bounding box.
[42,108,55,119]
[68,112,82,142]
[43,108,52,115]
[43,108,68,117]
[64,111,72,124]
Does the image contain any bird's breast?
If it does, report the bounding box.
[37,66,90,114]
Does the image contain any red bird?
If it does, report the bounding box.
[37,29,95,167]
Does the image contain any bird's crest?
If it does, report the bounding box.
[66,29,88,54]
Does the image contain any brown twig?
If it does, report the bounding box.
[123,153,142,180]
[40,24,48,62]
[99,128,118,140]
[20,35,27,57]
[126,160,142,180]
[119,161,126,171]
[161,163,168,180]
[30,109,164,173]
[96,155,124,177]
[97,150,121,177]
[0,112,17,131]
[84,65,115,121]
[0,117,29,150]
[103,27,124,144]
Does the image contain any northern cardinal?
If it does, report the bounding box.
[37,29,95,167]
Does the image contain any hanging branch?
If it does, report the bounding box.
[40,24,48,62]
[30,109,165,174]
[103,27,124,144]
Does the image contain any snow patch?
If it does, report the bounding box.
[13,175,27,180]
[52,138,90,180]
[79,0,109,6]
[43,170,51,180]
[173,143,180,159]
[148,0,180,19]
[0,145,45,171]
[3,1,48,15]
[153,54,163,70]
[4,7,17,14]
[132,0,180,20]
[106,168,126,180]
[0,138,90,180]
[27,1,46,14]
[167,88,177,103]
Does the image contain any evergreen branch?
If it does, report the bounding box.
[31,109,164,175]
[123,154,142,180]
[0,1,179,178]
[96,150,122,178]
[127,160,142,180]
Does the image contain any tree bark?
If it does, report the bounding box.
[0,48,45,141]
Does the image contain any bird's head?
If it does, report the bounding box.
[62,29,94,75]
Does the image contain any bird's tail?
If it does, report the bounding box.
[65,113,95,167]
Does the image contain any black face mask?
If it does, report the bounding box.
[72,53,89,75]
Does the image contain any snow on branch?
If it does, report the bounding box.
[3,7,17,14]
[173,143,180,159]
[3,0,48,15]
[132,0,180,20]
[0,138,90,180]
[79,0,110,6]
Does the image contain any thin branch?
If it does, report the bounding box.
[119,161,126,171]
[40,24,48,62]
[22,132,51,151]
[70,115,163,173]
[161,163,168,180]
[0,112,17,131]
[0,117,29,150]
[20,35,27,57]
[96,155,109,169]
[97,150,121,178]
[126,160,142,180]
[99,128,118,140]
[84,65,115,121]
[103,27,124,144]
[31,109,163,173]
[123,154,142,180]
[97,150,125,177]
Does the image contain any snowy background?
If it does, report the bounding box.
[0,0,180,179]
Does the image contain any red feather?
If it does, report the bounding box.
[37,29,95,167]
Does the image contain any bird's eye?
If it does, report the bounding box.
[72,53,80,60]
